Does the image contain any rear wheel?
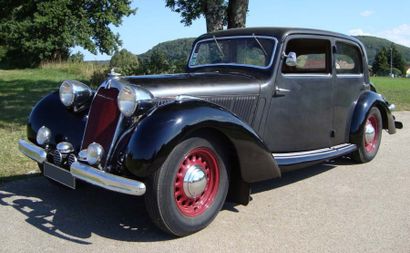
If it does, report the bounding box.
[145,136,229,236]
[352,107,382,163]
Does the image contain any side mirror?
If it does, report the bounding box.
[284,52,297,67]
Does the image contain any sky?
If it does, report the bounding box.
[77,0,410,61]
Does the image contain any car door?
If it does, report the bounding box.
[263,36,333,152]
[332,40,366,145]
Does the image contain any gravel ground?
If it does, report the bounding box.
[1,112,409,253]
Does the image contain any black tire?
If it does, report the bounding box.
[352,107,383,163]
[145,136,229,237]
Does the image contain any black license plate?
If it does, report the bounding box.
[43,162,76,189]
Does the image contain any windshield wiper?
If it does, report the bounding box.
[252,33,268,56]
[213,36,225,58]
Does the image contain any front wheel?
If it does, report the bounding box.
[145,136,229,236]
[352,107,383,163]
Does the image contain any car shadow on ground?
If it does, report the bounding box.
[251,157,352,194]
[0,157,351,244]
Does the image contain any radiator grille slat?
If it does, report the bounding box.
[81,88,120,164]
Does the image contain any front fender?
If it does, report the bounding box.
[27,91,88,151]
[124,99,281,183]
[350,91,396,140]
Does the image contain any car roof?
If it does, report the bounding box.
[195,27,361,45]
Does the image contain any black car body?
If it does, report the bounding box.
[19,27,402,236]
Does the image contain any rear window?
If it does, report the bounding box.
[335,42,363,74]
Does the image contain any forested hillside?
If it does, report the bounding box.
[355,36,410,65]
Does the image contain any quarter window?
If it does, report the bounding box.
[335,42,363,74]
[282,38,331,74]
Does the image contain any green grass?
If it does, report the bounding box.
[0,68,409,183]
[0,68,92,183]
[371,77,410,111]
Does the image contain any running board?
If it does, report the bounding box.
[273,144,357,166]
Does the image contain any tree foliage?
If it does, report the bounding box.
[355,36,410,65]
[110,49,139,75]
[0,0,135,67]
[165,0,249,32]
[372,45,406,76]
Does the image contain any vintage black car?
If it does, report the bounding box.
[19,27,402,236]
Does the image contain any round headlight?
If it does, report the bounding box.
[59,80,92,108]
[36,126,51,146]
[117,85,153,117]
[117,86,137,117]
[59,81,74,106]
[86,142,104,165]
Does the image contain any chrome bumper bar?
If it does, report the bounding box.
[70,162,146,196]
[18,139,47,163]
[18,139,146,196]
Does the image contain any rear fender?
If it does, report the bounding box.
[124,99,281,183]
[350,91,396,142]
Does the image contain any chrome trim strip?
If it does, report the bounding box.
[105,114,124,165]
[335,74,364,78]
[273,143,357,166]
[282,73,332,78]
[71,161,146,196]
[18,139,47,164]
[188,35,278,70]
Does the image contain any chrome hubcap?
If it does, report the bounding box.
[365,120,376,144]
[183,165,207,198]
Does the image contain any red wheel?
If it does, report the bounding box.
[174,147,220,217]
[364,114,380,153]
[145,136,229,236]
[352,107,382,163]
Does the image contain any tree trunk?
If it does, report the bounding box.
[227,0,248,29]
[203,0,225,32]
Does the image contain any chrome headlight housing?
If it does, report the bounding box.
[86,142,104,165]
[59,80,92,108]
[117,85,153,117]
[36,126,51,146]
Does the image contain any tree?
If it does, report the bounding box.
[373,47,389,75]
[391,44,406,75]
[227,0,249,29]
[165,0,249,32]
[0,0,135,66]
[373,45,406,76]
[110,49,139,75]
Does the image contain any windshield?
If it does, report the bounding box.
[189,36,277,69]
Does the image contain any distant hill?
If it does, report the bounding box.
[138,38,196,63]
[135,35,410,67]
[355,36,410,65]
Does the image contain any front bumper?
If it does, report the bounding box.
[18,139,146,196]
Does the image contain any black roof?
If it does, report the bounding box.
[196,27,361,45]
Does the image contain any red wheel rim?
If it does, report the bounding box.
[174,147,220,217]
[364,114,379,153]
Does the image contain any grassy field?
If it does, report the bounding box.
[371,77,410,111]
[0,65,100,183]
[0,68,409,183]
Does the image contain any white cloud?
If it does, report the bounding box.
[378,24,410,47]
[360,10,374,17]
[348,29,372,36]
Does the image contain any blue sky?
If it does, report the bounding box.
[77,0,410,60]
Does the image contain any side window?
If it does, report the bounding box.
[335,42,363,74]
[282,38,331,74]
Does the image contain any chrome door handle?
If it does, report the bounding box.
[274,87,291,97]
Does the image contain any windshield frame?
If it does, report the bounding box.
[188,35,278,70]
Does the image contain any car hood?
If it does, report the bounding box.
[123,72,261,98]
